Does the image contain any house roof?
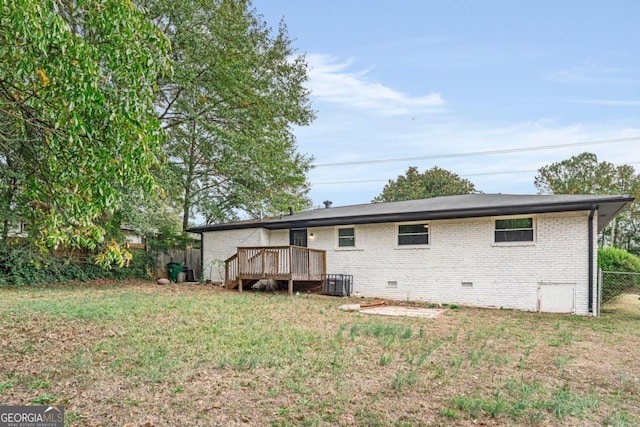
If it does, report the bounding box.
[187,193,634,233]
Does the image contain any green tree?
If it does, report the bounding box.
[142,0,315,229]
[0,0,170,263]
[535,152,621,194]
[372,166,478,203]
[535,152,640,251]
[115,191,194,251]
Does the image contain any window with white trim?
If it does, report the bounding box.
[494,217,534,242]
[397,223,429,246]
[337,227,355,247]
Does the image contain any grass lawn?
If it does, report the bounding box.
[1,281,639,426]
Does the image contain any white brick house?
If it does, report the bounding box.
[188,194,633,316]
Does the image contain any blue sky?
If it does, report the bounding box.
[253,0,640,208]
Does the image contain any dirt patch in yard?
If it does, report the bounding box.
[359,305,448,318]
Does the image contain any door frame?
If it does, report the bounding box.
[289,228,308,247]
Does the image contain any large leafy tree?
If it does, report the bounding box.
[0,0,169,261]
[142,0,315,230]
[534,152,626,194]
[373,166,478,203]
[535,152,640,252]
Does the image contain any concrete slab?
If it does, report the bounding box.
[338,304,361,312]
[359,306,447,318]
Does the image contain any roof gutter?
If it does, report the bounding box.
[265,202,602,229]
[588,204,597,314]
[187,199,625,233]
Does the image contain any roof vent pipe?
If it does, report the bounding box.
[323,200,332,208]
[288,207,294,215]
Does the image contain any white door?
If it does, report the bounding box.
[538,283,575,313]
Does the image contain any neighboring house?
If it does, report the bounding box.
[7,222,152,247]
[120,225,148,246]
[121,226,201,250]
[5,221,27,238]
[187,194,634,316]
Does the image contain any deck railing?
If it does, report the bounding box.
[224,246,326,291]
[225,253,238,286]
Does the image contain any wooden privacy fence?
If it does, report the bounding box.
[154,248,201,281]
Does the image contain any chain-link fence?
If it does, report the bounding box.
[599,270,640,314]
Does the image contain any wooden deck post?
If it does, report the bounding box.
[323,251,327,277]
[238,278,243,293]
[288,247,294,296]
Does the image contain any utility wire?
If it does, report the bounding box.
[312,136,640,168]
[312,162,640,186]
[313,170,536,186]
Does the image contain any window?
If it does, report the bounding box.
[338,227,355,247]
[398,223,429,246]
[494,217,534,242]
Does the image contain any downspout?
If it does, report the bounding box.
[199,232,204,283]
[588,204,597,314]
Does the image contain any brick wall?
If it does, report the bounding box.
[201,228,269,283]
[302,211,593,314]
[201,210,597,315]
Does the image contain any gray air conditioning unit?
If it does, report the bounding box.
[322,274,353,297]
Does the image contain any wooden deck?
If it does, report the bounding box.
[225,246,326,295]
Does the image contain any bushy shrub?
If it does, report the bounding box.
[598,247,640,273]
[598,247,640,303]
[0,245,152,286]
[0,245,47,286]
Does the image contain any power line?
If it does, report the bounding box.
[312,136,640,168]
[314,179,388,185]
[462,169,538,177]
[312,170,536,186]
[311,162,640,186]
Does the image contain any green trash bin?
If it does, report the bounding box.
[167,262,183,282]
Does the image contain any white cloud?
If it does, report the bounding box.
[545,63,636,85]
[306,54,445,115]
[303,118,640,206]
[292,58,640,207]
[573,99,640,106]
